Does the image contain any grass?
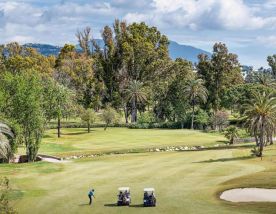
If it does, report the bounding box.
[4,128,276,213]
[3,147,276,214]
[19,128,226,157]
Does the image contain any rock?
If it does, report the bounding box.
[155,148,160,152]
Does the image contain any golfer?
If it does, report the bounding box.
[88,189,95,205]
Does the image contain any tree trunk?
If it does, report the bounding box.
[230,137,234,145]
[104,123,108,131]
[258,122,264,158]
[88,122,90,133]
[181,122,184,129]
[270,134,273,145]
[124,105,129,124]
[191,99,195,129]
[254,134,259,146]
[131,98,137,123]
[57,117,61,138]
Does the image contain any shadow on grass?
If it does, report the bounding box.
[130,204,145,208]
[194,156,254,163]
[43,134,53,139]
[216,140,230,144]
[78,203,90,206]
[61,131,89,136]
[104,203,118,207]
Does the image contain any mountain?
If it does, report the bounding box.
[168,41,211,62]
[24,40,211,63]
[23,43,61,56]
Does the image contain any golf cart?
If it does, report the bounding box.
[143,188,156,207]
[117,187,131,206]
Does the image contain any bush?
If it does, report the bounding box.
[128,121,189,129]
[0,177,17,214]
[194,109,209,130]
[137,112,155,124]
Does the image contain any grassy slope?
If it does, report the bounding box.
[20,128,226,157]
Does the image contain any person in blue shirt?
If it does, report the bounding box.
[88,189,95,205]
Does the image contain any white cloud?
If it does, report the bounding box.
[124,0,276,30]
[0,1,118,45]
[257,35,276,46]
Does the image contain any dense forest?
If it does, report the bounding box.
[0,20,275,162]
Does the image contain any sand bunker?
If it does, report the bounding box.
[40,157,70,163]
[220,188,276,202]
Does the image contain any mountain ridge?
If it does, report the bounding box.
[23,40,211,63]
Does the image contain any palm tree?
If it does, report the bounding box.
[244,92,276,157]
[184,78,208,129]
[0,122,15,162]
[253,72,276,87]
[125,80,147,123]
[224,126,239,144]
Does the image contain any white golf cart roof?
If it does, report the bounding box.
[118,187,130,192]
[144,188,155,192]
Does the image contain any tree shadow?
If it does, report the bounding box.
[216,140,230,145]
[62,131,89,136]
[194,156,254,163]
[78,203,90,207]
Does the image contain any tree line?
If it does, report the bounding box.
[0,20,275,162]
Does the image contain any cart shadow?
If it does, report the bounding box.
[129,204,145,208]
[104,203,118,207]
[104,203,146,208]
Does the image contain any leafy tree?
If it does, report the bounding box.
[4,43,55,76]
[81,108,96,133]
[102,106,119,130]
[125,80,147,123]
[76,27,92,57]
[43,79,75,138]
[56,45,96,108]
[0,71,45,162]
[224,126,239,144]
[184,78,208,129]
[92,20,170,109]
[153,59,193,122]
[210,111,229,131]
[194,109,209,130]
[197,43,243,111]
[244,92,276,157]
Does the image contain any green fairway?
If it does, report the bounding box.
[30,128,226,157]
[4,128,276,214]
[4,147,276,214]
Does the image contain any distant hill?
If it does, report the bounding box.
[168,41,211,62]
[24,40,211,63]
[23,43,61,56]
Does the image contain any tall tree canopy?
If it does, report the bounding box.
[197,43,243,111]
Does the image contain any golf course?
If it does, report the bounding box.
[2,127,276,214]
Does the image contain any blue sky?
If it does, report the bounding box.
[0,0,276,68]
